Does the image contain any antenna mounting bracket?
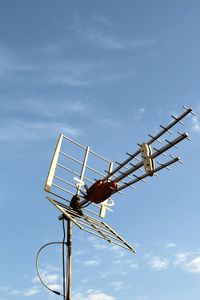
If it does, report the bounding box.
[140,143,154,176]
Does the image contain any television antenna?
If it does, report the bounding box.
[36,106,195,299]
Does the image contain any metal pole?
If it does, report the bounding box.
[76,146,90,196]
[66,219,72,300]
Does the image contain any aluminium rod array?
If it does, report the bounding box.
[47,196,136,253]
[114,132,188,184]
[103,106,194,182]
[117,156,180,192]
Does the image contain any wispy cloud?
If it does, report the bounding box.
[191,116,200,133]
[148,256,170,270]
[3,264,63,298]
[144,243,200,275]
[184,256,200,273]
[15,97,88,118]
[8,287,40,297]
[31,264,62,293]
[111,280,123,291]
[0,33,138,90]
[73,290,115,300]
[173,251,189,266]
[83,259,100,267]
[87,236,108,250]
[0,47,32,78]
[0,120,80,141]
[164,242,178,249]
[92,15,113,27]
[0,45,92,87]
[173,251,200,274]
[78,28,157,51]
[88,237,127,258]
[45,61,93,87]
[134,107,146,121]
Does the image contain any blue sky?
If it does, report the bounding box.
[0,1,200,299]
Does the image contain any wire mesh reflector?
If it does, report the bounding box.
[47,196,136,253]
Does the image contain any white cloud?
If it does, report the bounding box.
[8,287,40,297]
[93,15,113,27]
[88,293,114,300]
[31,265,62,294]
[111,280,123,291]
[25,98,88,118]
[164,242,177,248]
[87,292,115,300]
[32,268,61,285]
[173,252,189,266]
[191,116,200,133]
[184,256,200,273]
[0,47,32,78]
[0,40,137,90]
[74,249,86,257]
[134,107,146,121]
[148,256,170,270]
[127,260,139,270]
[173,252,200,274]
[0,286,10,292]
[109,245,126,258]
[1,265,61,298]
[88,236,108,250]
[79,28,156,51]
[0,120,80,141]
[145,247,200,275]
[112,258,138,270]
[22,288,40,297]
[136,295,149,300]
[83,259,100,267]
[73,291,115,300]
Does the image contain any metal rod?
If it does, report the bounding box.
[129,163,143,172]
[77,219,125,243]
[148,134,162,143]
[103,108,191,182]
[85,165,105,177]
[147,108,192,144]
[103,149,141,181]
[63,135,86,149]
[102,222,136,252]
[45,134,63,192]
[116,157,180,192]
[87,220,111,242]
[150,133,188,159]
[66,219,72,300]
[60,151,83,165]
[46,195,101,219]
[89,149,112,163]
[52,183,74,196]
[57,163,94,184]
[171,115,184,125]
[77,147,90,196]
[160,125,173,134]
[57,163,80,177]
[54,175,77,189]
[115,161,135,179]
[183,106,196,116]
[153,147,168,157]
[63,134,112,163]
[60,151,106,177]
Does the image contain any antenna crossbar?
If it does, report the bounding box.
[117,156,179,192]
[102,107,193,182]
